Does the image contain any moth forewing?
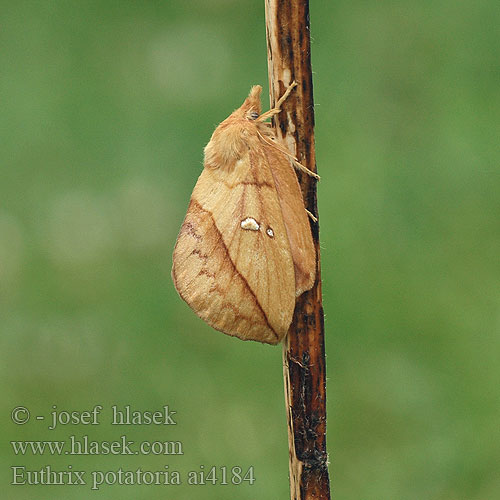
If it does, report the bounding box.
[172,84,316,344]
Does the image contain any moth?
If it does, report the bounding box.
[172,82,317,345]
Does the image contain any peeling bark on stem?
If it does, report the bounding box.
[264,1,331,499]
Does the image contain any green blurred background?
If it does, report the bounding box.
[1,1,499,498]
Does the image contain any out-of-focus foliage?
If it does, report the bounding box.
[1,1,498,498]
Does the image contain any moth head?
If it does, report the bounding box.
[204,85,264,171]
[230,85,262,121]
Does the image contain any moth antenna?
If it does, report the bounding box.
[305,209,318,223]
[256,130,320,180]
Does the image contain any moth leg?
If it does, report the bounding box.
[256,81,298,122]
[255,83,321,182]
[291,158,321,181]
[305,209,318,223]
[257,106,283,122]
[256,129,320,180]
[274,81,298,109]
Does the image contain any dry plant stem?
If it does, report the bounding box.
[265,1,331,499]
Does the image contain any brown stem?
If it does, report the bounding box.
[265,1,331,499]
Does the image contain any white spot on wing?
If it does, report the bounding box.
[241,217,260,231]
[266,227,274,238]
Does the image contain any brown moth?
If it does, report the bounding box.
[172,82,317,345]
